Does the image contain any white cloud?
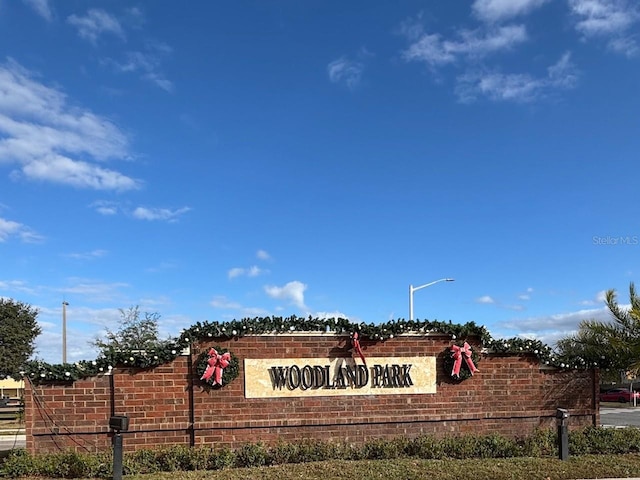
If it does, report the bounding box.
[570,0,639,36]
[472,0,551,23]
[328,56,364,89]
[228,268,245,279]
[256,249,271,261]
[210,295,242,310]
[228,265,268,279]
[608,35,640,57]
[90,200,119,215]
[57,279,130,302]
[67,9,126,44]
[105,43,174,92]
[265,280,308,310]
[456,51,578,103]
[402,25,528,68]
[22,0,53,22]
[519,287,534,300]
[579,289,609,305]
[569,0,640,56]
[0,279,37,295]
[476,295,496,304]
[0,216,42,242]
[131,206,190,222]
[0,60,139,190]
[497,305,616,347]
[63,249,108,260]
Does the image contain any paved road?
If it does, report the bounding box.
[0,433,25,451]
[600,406,640,427]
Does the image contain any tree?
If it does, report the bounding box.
[92,306,171,353]
[557,282,640,379]
[0,299,41,377]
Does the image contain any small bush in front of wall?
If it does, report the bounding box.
[0,449,110,479]
[234,442,269,468]
[569,425,640,455]
[6,427,640,478]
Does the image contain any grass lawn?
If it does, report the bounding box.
[11,455,640,480]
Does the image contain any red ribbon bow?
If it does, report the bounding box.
[201,348,231,385]
[451,342,479,378]
[351,332,367,365]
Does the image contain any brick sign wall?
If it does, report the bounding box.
[25,333,599,454]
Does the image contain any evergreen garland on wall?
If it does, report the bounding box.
[16,315,596,383]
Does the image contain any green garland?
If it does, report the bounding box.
[194,347,239,388]
[18,315,597,384]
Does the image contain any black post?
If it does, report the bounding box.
[109,415,129,480]
[112,433,123,480]
[556,408,569,461]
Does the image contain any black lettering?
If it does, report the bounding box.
[288,365,301,390]
[401,364,413,387]
[313,366,325,388]
[356,364,369,388]
[391,364,402,387]
[334,367,347,388]
[382,365,391,387]
[372,365,383,387]
[270,366,288,390]
[344,365,357,385]
[301,365,313,390]
[325,365,335,388]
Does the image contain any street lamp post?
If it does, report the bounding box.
[409,278,454,321]
[62,301,69,364]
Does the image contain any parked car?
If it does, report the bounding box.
[599,388,640,403]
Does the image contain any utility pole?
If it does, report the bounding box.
[62,301,69,364]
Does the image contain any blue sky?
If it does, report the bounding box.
[1,0,639,364]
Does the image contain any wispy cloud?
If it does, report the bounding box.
[569,0,640,56]
[476,295,496,304]
[456,52,578,103]
[518,287,534,301]
[131,206,191,222]
[265,281,308,311]
[22,0,54,22]
[472,0,551,23]
[90,200,120,216]
[256,249,271,261]
[57,278,129,303]
[0,279,38,295]
[62,249,108,260]
[0,216,42,243]
[104,41,174,92]
[579,289,608,306]
[402,25,528,68]
[210,295,270,318]
[0,60,139,190]
[328,56,365,89]
[67,9,126,45]
[228,265,268,279]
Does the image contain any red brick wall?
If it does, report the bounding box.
[25,334,599,453]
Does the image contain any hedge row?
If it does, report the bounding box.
[2,427,640,478]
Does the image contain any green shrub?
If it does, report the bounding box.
[234,442,268,468]
[405,434,444,459]
[9,427,640,478]
[520,428,557,457]
[209,446,235,470]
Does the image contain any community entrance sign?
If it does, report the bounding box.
[244,356,436,398]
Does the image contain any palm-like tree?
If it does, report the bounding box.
[557,283,640,375]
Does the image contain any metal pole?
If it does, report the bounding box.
[112,432,123,480]
[62,301,69,364]
[409,285,414,321]
[409,278,454,321]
